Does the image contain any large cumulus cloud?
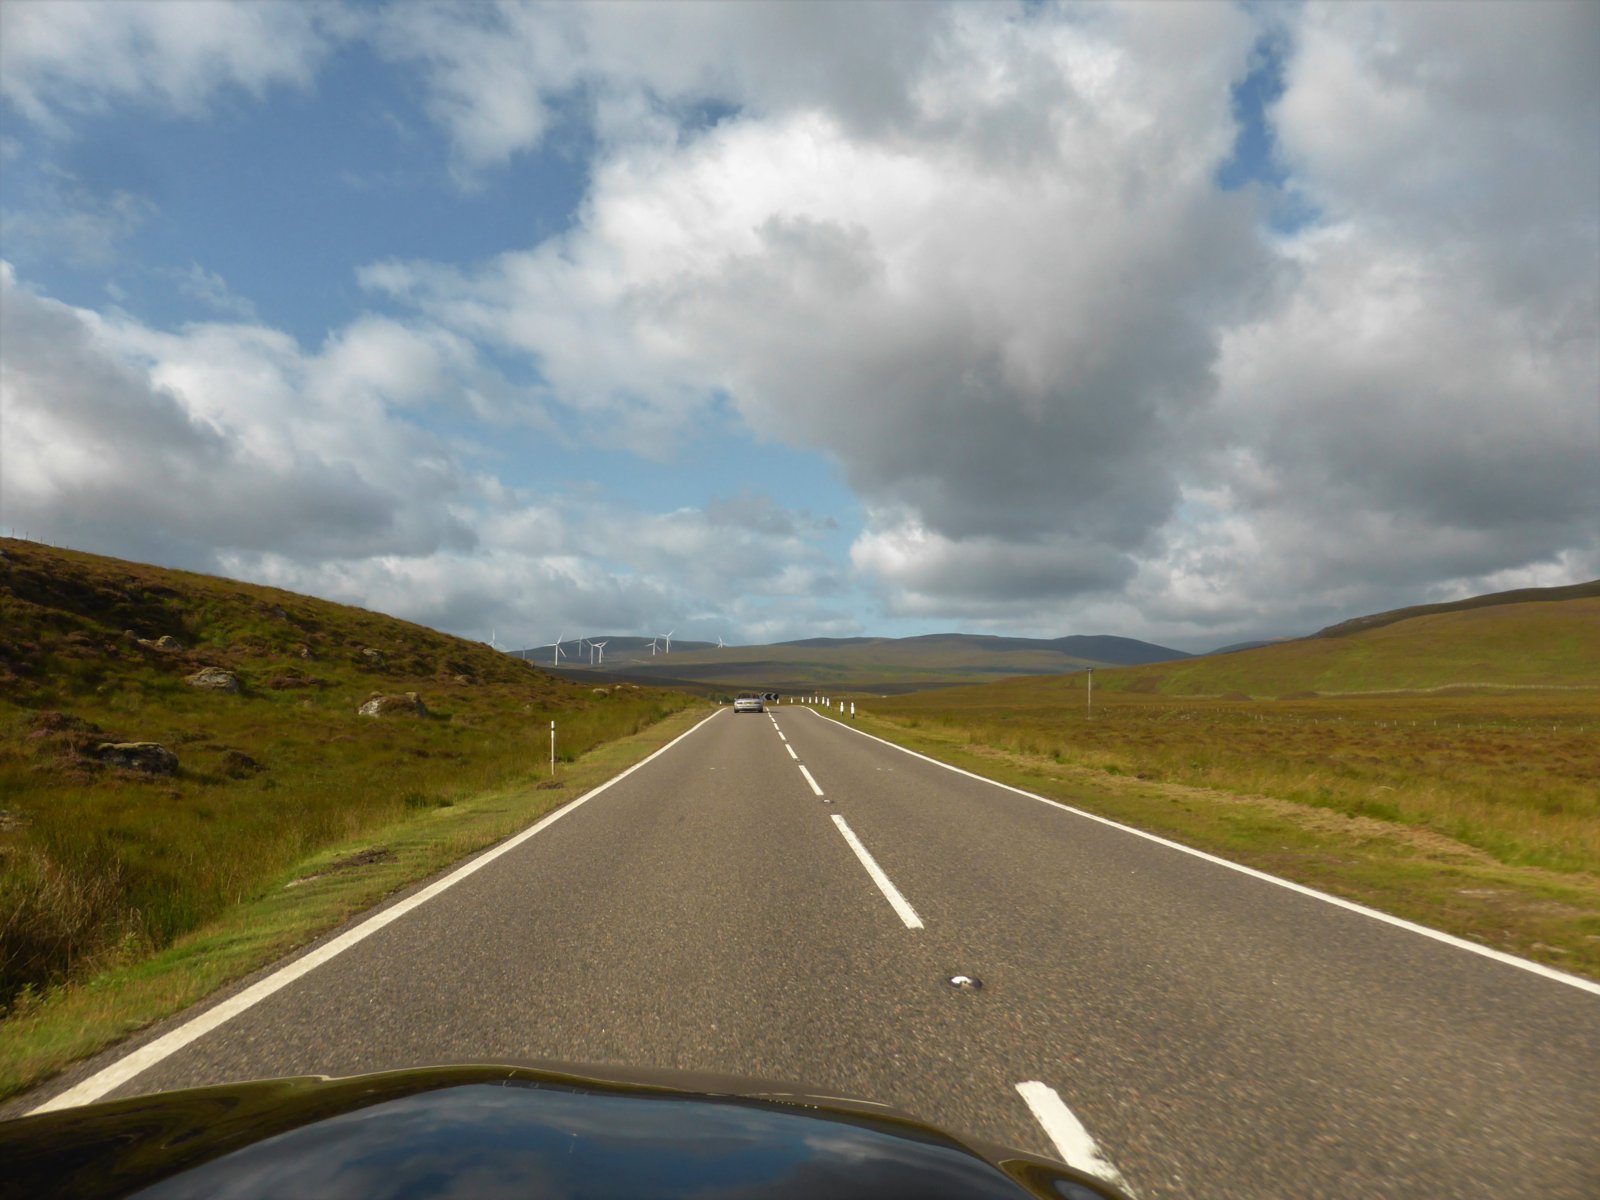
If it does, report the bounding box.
[364,0,1595,639]
[362,3,1284,615]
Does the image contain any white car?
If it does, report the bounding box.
[733,693,765,713]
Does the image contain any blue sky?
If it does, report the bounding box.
[2,1,1595,651]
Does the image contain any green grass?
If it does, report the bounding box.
[0,538,699,1015]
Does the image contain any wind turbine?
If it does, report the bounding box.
[545,633,566,666]
[650,637,659,656]
[660,628,676,655]
[717,635,725,649]
[488,629,499,650]
[592,640,608,666]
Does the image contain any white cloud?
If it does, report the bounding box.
[0,263,478,566]
[0,262,843,643]
[171,263,257,320]
[0,0,346,128]
[363,1,1280,616]
[0,167,156,267]
[1160,1,1600,635]
[371,0,1595,642]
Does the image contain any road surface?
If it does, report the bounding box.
[20,706,1600,1198]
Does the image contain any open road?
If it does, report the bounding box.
[19,706,1599,1198]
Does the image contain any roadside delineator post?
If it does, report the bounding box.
[550,719,556,777]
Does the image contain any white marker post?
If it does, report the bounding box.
[1086,668,1093,718]
[850,702,856,718]
[550,719,556,777]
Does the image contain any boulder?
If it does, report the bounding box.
[358,691,427,718]
[96,742,179,774]
[361,647,386,665]
[155,635,184,650]
[186,667,240,693]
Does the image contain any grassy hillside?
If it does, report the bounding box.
[1314,578,1600,638]
[0,539,696,1013]
[1098,593,1600,697]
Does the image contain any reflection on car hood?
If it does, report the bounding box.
[4,1061,1127,1199]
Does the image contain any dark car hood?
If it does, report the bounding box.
[4,1061,1126,1200]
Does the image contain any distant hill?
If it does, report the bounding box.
[775,636,885,649]
[559,630,1189,693]
[1048,634,1191,665]
[1097,582,1600,696]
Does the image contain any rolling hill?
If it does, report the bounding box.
[1098,582,1600,696]
[533,631,1190,694]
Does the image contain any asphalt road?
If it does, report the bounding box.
[21,706,1600,1198]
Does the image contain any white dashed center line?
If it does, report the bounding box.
[798,764,825,795]
[1015,1082,1134,1194]
[785,744,798,760]
[831,815,922,930]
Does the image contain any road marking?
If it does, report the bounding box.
[798,764,824,795]
[1015,1081,1134,1194]
[831,815,922,929]
[777,732,787,742]
[785,744,798,760]
[27,708,730,1115]
[807,710,1600,996]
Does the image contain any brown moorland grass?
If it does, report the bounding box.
[0,539,697,1015]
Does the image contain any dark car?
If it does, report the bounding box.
[2,1062,1129,1200]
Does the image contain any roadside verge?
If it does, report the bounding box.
[0,704,718,1107]
[803,704,1600,985]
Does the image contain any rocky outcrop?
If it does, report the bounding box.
[130,633,185,651]
[185,667,240,693]
[360,647,386,666]
[95,742,178,774]
[358,691,427,718]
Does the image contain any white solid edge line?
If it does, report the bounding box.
[1015,1081,1133,1193]
[805,710,1600,996]
[831,815,922,930]
[797,764,824,796]
[28,707,730,1115]
[785,744,798,760]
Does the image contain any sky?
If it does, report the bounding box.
[1,0,1596,653]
